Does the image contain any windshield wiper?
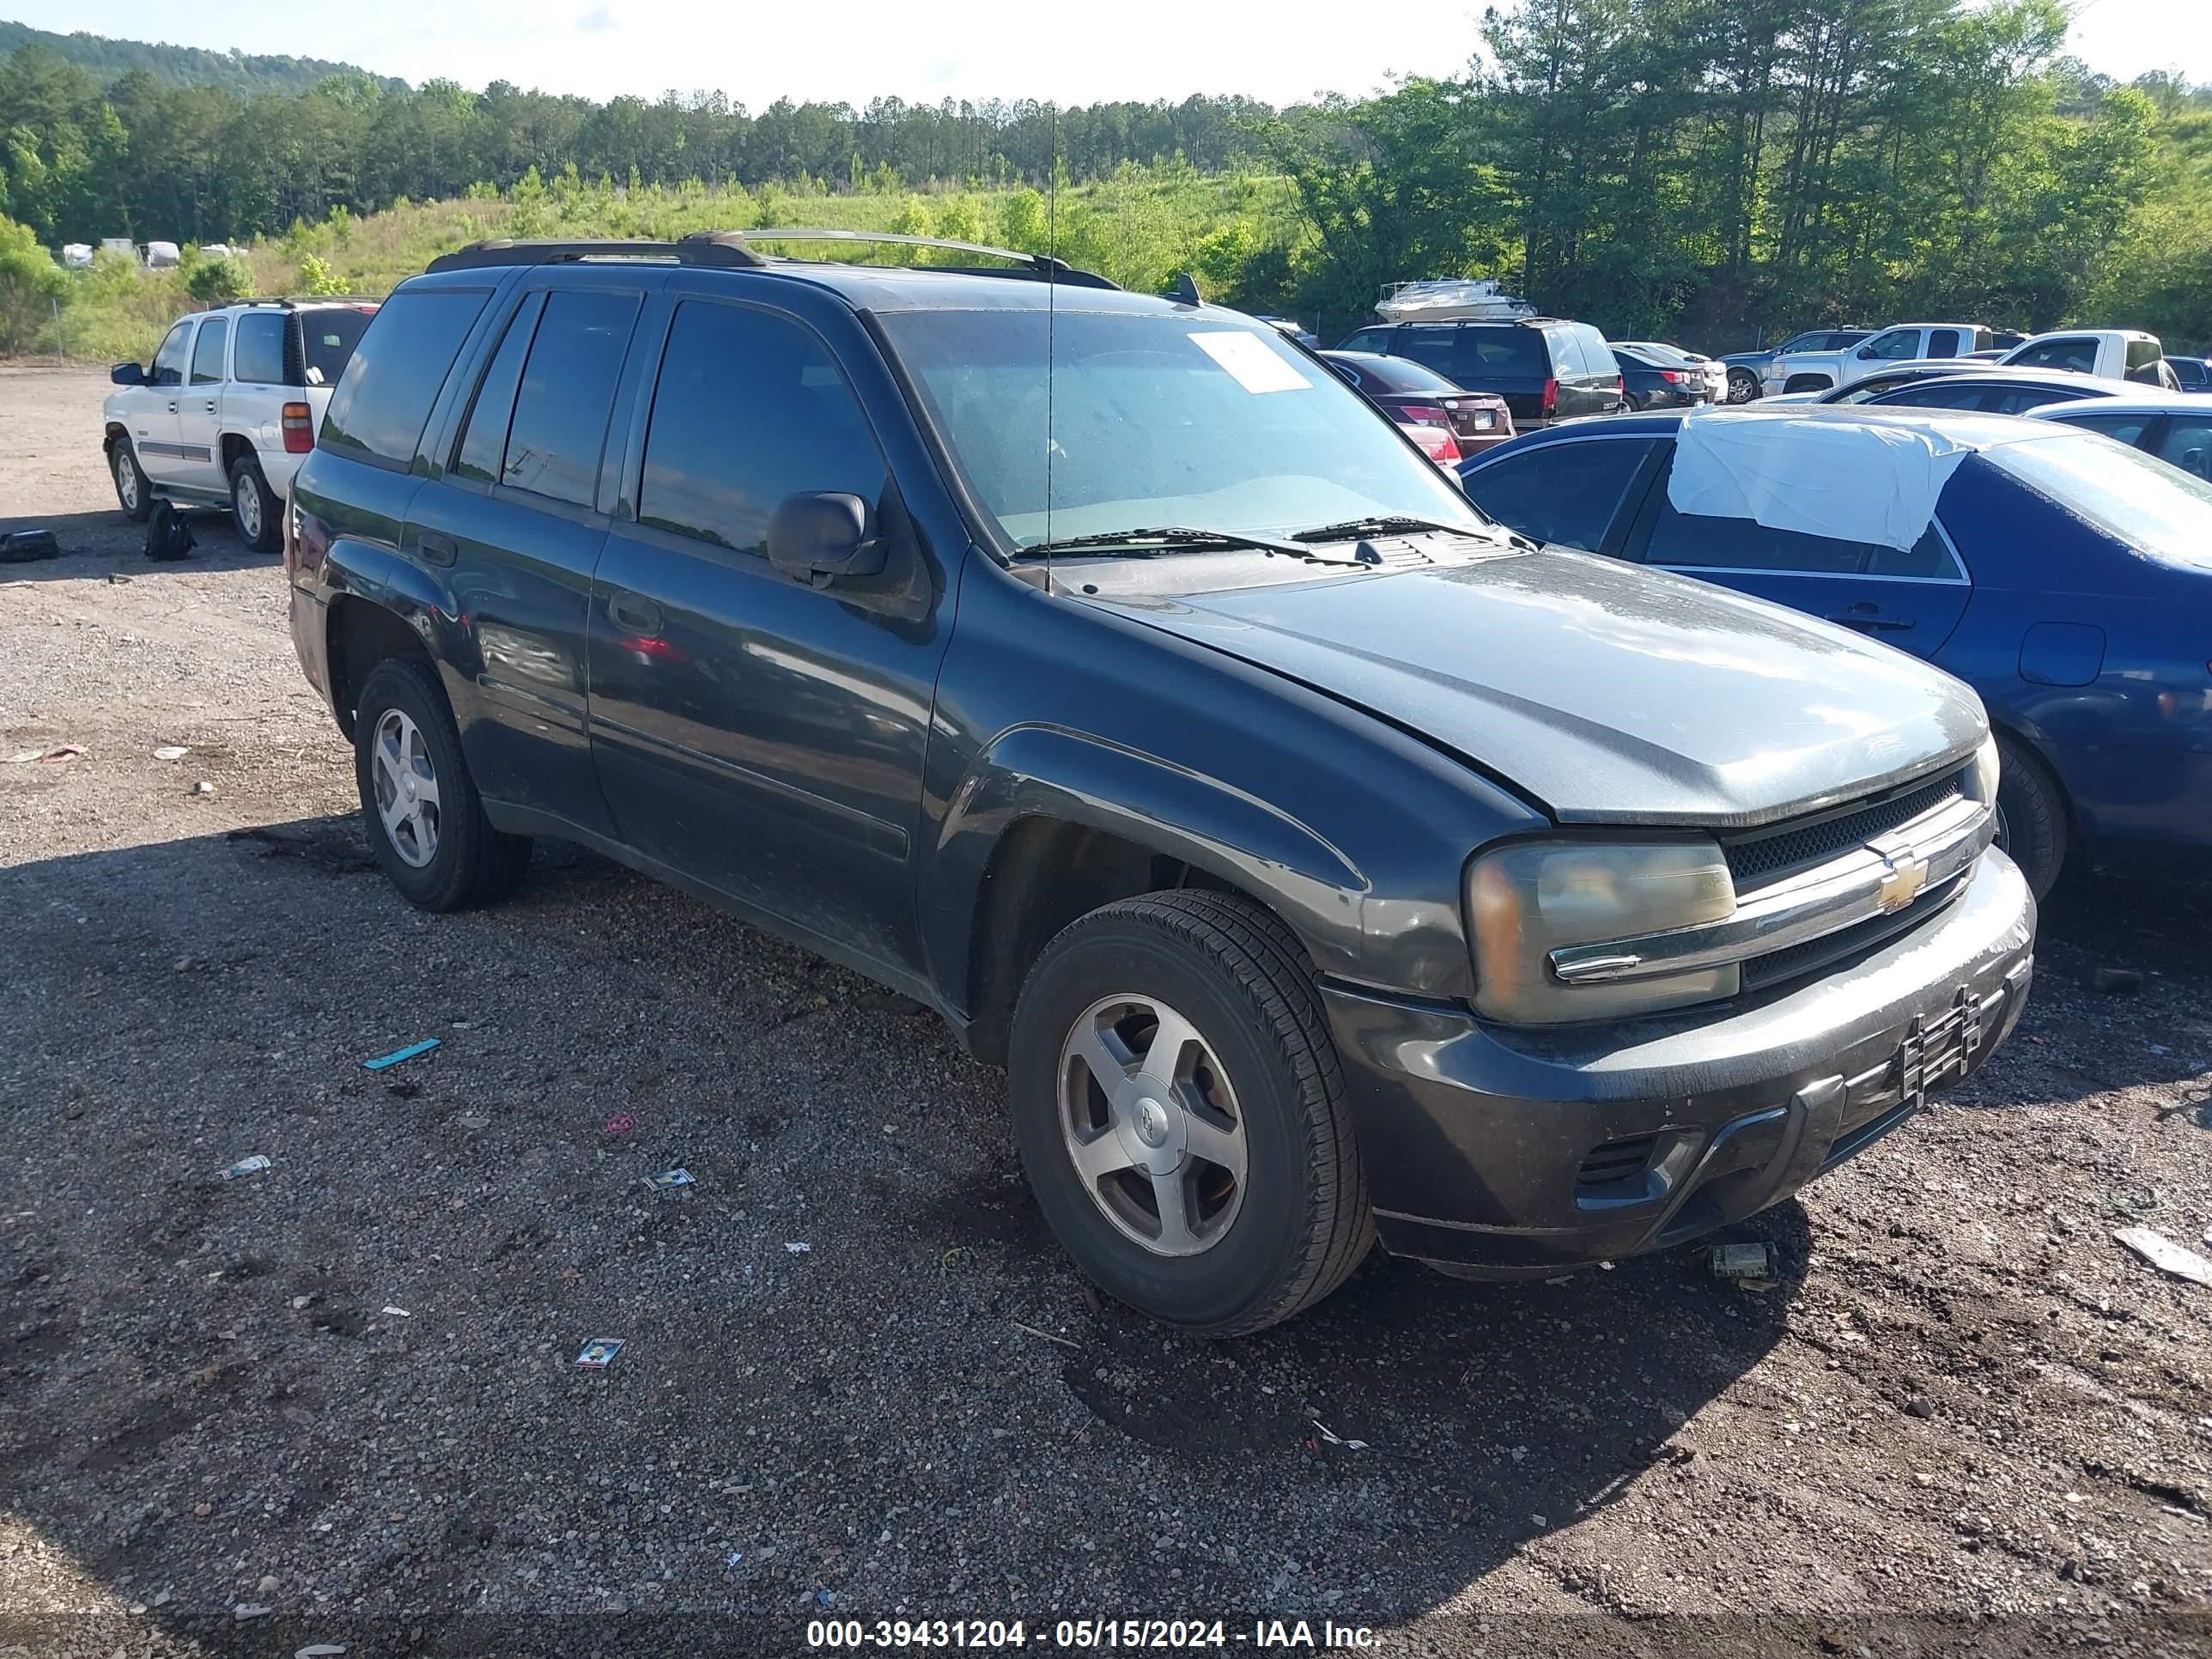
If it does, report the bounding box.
[1291,514,1510,545]
[1020,525,1315,559]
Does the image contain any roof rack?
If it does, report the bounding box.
[423,228,1117,289]
[232,295,382,309]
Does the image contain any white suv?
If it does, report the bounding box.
[102,299,378,551]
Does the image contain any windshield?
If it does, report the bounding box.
[883,307,1482,550]
[1990,429,2212,568]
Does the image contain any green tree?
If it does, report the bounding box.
[0,210,64,351]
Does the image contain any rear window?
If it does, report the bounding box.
[320,289,490,467]
[1990,430,2212,568]
[1341,355,1461,396]
[1394,326,1459,375]
[1459,327,1548,376]
[233,312,285,385]
[2124,337,2163,373]
[302,307,378,389]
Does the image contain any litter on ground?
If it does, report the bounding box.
[783,1241,811,1254]
[646,1169,695,1190]
[221,1155,271,1181]
[575,1338,625,1368]
[153,745,189,760]
[2113,1226,2212,1289]
[1707,1242,1776,1279]
[362,1038,441,1071]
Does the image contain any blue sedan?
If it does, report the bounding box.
[1458,409,2212,898]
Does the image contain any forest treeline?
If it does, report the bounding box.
[3,1,2209,351]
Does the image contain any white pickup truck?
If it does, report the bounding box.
[1996,328,2176,386]
[1762,322,1994,397]
[102,299,377,552]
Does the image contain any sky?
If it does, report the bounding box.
[9,0,2209,107]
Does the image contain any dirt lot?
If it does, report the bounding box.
[2,361,2209,1656]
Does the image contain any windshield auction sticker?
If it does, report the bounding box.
[1190,331,1313,393]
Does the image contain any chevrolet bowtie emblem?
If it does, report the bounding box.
[1876,849,1928,913]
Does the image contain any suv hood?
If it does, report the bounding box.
[1105,548,1984,829]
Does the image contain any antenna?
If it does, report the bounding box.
[1044,112,1060,587]
[1170,272,1202,308]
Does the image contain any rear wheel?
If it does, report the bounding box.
[1993,734,2068,902]
[228,455,282,554]
[112,442,152,522]
[353,654,532,912]
[1008,890,1372,1335]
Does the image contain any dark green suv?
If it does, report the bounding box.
[283,232,2033,1334]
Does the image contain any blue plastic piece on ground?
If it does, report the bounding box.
[363,1038,441,1071]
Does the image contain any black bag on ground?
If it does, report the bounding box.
[145,501,196,562]
[0,529,60,563]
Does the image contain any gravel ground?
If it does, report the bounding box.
[3,362,2209,1657]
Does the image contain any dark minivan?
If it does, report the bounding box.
[1334,318,1624,427]
[282,232,2033,1336]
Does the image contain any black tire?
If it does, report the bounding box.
[112,441,152,522]
[1008,889,1373,1336]
[228,454,282,554]
[1994,734,2068,902]
[353,654,532,912]
[1726,367,1759,404]
[1624,390,1647,412]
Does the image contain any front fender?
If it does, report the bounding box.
[926,723,1467,1003]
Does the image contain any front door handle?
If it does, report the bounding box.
[418,530,458,568]
[608,592,663,636]
[204,399,217,413]
[1828,601,1914,633]
[166,399,178,414]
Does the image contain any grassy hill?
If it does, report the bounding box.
[0,20,399,96]
[41,166,1306,363]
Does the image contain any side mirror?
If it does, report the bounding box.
[110,362,146,386]
[766,491,884,587]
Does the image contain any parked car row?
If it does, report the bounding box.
[176,230,2058,1339]
[1459,404,2210,905]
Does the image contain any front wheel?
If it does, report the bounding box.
[112,442,152,523]
[228,455,282,554]
[1007,890,1373,1335]
[352,654,532,912]
[1726,368,1759,404]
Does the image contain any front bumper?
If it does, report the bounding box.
[1323,848,2035,1275]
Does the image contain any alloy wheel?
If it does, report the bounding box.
[370,708,441,868]
[115,451,139,512]
[234,474,263,543]
[1057,994,1248,1257]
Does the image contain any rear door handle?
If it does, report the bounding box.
[418,531,458,568]
[1828,600,1914,633]
[608,592,663,636]
[166,399,178,414]
[204,399,217,413]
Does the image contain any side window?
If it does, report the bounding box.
[190,319,229,385]
[1878,383,1988,410]
[1779,332,1821,354]
[497,289,642,506]
[639,301,889,557]
[1553,331,1589,376]
[322,288,493,467]
[1460,439,1654,553]
[2124,337,2162,374]
[1866,523,1963,580]
[233,312,285,385]
[151,321,193,387]
[2012,337,2095,374]
[1926,330,1961,359]
[2060,411,2153,447]
[1646,498,1869,574]
[1581,328,1618,377]
[1395,327,1457,374]
[2153,416,2212,483]
[450,293,545,484]
[1339,329,1390,354]
[1862,330,1920,362]
[1984,386,2083,415]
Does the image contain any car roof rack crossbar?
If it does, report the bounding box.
[732,228,1118,289]
[425,232,769,273]
[232,295,382,309]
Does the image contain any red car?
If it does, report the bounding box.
[1322,349,1516,456]
[1398,421,1462,465]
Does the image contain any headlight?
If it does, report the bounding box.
[1963,735,2000,806]
[1466,837,1738,1024]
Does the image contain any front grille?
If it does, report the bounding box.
[1723,769,1966,889]
[1738,873,1965,990]
[1576,1133,1659,1188]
